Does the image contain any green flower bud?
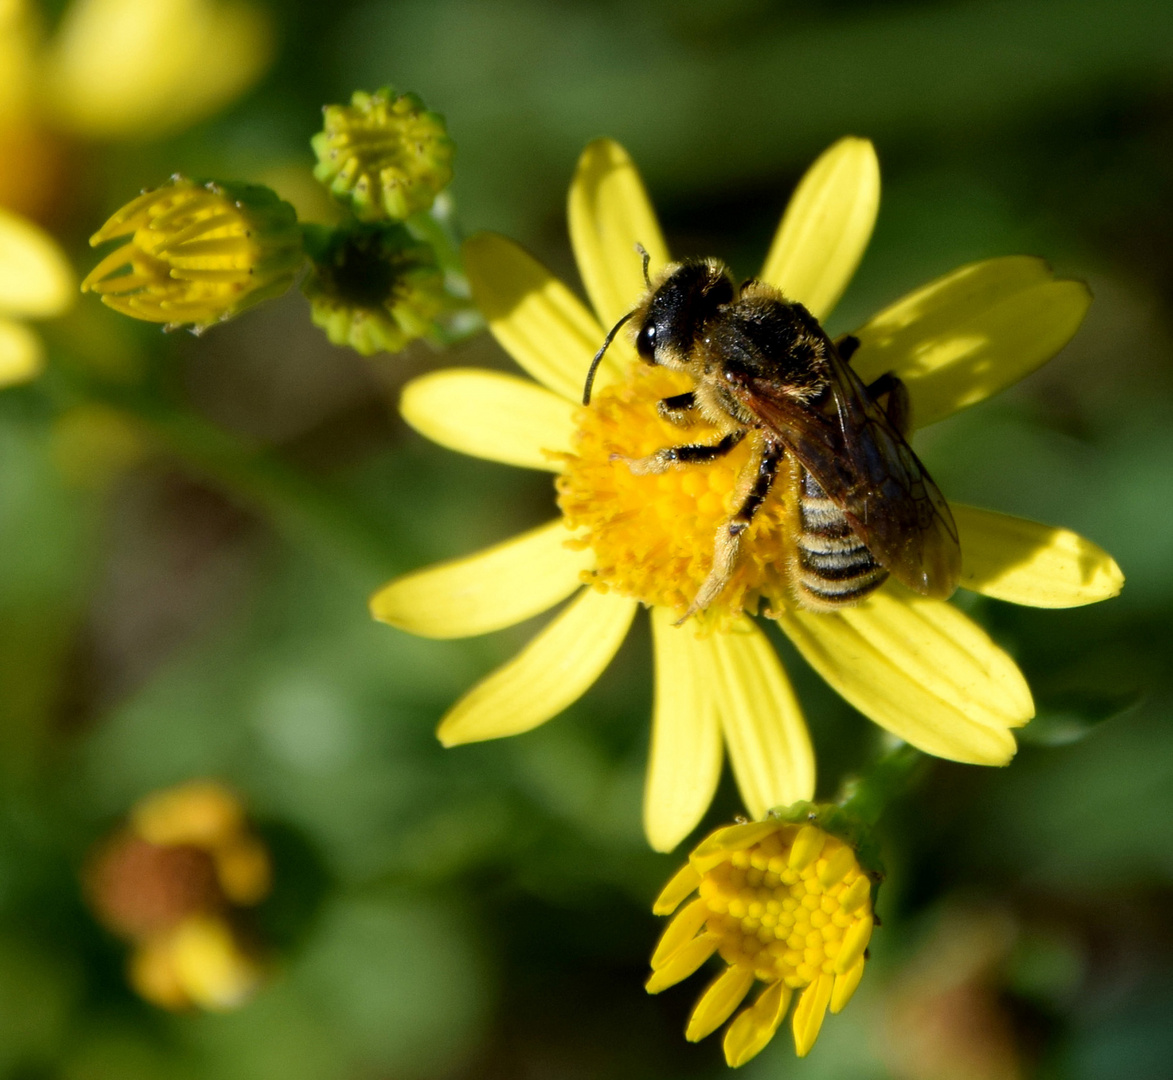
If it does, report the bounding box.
[302,223,447,355]
[312,88,454,222]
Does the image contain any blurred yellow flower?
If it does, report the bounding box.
[85,779,271,1011]
[370,137,1124,853]
[82,177,303,330]
[0,204,73,385]
[0,0,271,219]
[649,817,876,1061]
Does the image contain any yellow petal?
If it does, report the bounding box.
[686,964,757,1042]
[652,862,702,917]
[850,257,1092,428]
[787,825,826,873]
[776,591,1032,765]
[645,933,720,994]
[0,317,44,387]
[369,520,592,639]
[834,914,873,975]
[0,208,75,318]
[954,504,1124,608]
[723,981,793,1067]
[830,957,865,1014]
[568,138,670,328]
[399,368,575,471]
[689,820,784,875]
[759,137,879,321]
[43,0,272,140]
[791,972,834,1057]
[705,620,815,820]
[463,232,610,402]
[436,589,637,745]
[644,608,724,852]
[651,897,710,968]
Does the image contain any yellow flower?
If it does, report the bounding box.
[649,817,876,1062]
[0,204,74,386]
[84,779,271,1011]
[82,177,303,331]
[39,0,272,141]
[370,137,1124,852]
[0,0,270,219]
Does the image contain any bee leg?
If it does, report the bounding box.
[835,334,861,362]
[619,428,744,475]
[657,391,698,427]
[865,371,911,436]
[679,440,783,623]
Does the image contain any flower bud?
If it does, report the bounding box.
[302,222,447,355]
[312,87,453,222]
[82,177,304,331]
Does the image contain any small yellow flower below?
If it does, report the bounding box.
[82,177,303,331]
[649,818,874,1062]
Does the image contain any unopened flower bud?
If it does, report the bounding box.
[312,87,453,222]
[82,177,304,331]
[302,222,447,355]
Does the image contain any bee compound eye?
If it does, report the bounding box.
[636,322,657,361]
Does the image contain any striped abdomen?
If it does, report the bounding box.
[795,469,887,609]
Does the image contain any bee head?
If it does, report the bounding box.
[633,258,734,371]
[582,256,734,405]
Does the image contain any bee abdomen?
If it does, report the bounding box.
[795,470,887,609]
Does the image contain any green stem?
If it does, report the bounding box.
[836,742,926,826]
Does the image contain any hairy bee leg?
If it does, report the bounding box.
[657,391,698,426]
[864,371,911,436]
[678,440,784,623]
[619,429,745,475]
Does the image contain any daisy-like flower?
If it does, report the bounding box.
[0,205,74,386]
[371,137,1123,852]
[649,815,877,1062]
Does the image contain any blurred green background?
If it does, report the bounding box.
[3,0,1173,1077]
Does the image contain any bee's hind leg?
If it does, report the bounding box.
[679,440,784,624]
[864,371,911,436]
[619,428,744,475]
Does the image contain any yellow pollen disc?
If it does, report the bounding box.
[695,826,872,989]
[556,366,794,626]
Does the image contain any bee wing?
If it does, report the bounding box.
[730,349,961,599]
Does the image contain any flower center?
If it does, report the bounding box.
[556,365,795,625]
[697,824,873,989]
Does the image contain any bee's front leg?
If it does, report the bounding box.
[679,438,783,623]
[617,428,745,476]
[657,391,698,427]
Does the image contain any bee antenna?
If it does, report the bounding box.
[583,310,634,405]
[634,242,651,286]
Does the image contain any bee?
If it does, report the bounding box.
[583,249,961,620]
